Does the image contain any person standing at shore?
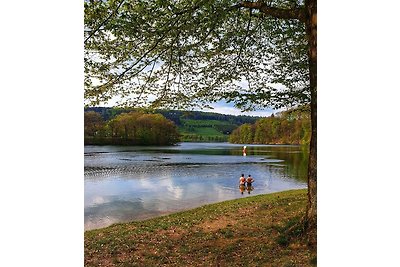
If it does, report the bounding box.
[246,175,254,186]
[246,175,254,194]
[239,174,246,186]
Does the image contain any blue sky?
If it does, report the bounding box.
[99,97,276,117]
[201,100,276,117]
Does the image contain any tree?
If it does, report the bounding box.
[230,110,310,145]
[84,111,105,137]
[107,111,180,145]
[85,0,317,242]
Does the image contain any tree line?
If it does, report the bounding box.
[180,134,228,142]
[84,107,260,126]
[229,107,311,145]
[84,111,180,146]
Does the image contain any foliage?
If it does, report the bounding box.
[229,106,310,144]
[84,111,105,137]
[180,134,228,142]
[84,111,180,145]
[85,107,260,125]
[84,0,309,110]
[85,107,261,142]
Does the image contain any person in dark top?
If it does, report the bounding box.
[246,175,254,186]
[246,174,255,194]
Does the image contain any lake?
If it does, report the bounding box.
[84,142,309,230]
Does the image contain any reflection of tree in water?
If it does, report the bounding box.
[159,145,309,183]
[250,146,309,183]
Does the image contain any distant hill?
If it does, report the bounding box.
[84,107,262,142]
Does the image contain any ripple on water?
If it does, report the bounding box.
[84,143,308,230]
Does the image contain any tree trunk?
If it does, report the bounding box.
[305,0,317,246]
[124,125,128,140]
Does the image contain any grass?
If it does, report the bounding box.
[85,189,316,266]
[178,118,236,142]
[179,126,224,136]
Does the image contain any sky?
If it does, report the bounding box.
[101,97,276,117]
[88,66,278,118]
[201,100,276,117]
[97,91,278,117]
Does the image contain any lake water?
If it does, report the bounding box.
[84,142,309,230]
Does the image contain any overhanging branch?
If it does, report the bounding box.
[85,0,126,44]
[233,1,306,22]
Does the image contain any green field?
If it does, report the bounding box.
[179,119,237,142]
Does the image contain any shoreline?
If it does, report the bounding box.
[85,189,316,266]
[85,187,308,231]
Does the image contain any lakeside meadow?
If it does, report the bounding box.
[85,189,316,266]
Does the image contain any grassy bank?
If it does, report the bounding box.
[85,189,316,266]
[178,119,231,142]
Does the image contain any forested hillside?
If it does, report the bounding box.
[85,107,260,142]
[229,107,311,145]
[85,107,259,125]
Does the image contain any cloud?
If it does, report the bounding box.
[93,97,276,117]
[200,101,276,117]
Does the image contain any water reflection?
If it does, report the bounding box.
[239,185,246,195]
[246,185,254,194]
[85,142,308,230]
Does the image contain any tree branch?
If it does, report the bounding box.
[91,2,206,91]
[85,0,126,44]
[235,9,252,69]
[233,1,306,22]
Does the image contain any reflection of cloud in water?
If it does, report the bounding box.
[137,170,185,201]
[84,143,308,230]
[85,216,121,231]
[84,199,169,230]
[167,185,183,200]
[91,196,106,205]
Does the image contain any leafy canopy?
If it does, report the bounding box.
[84,0,309,110]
